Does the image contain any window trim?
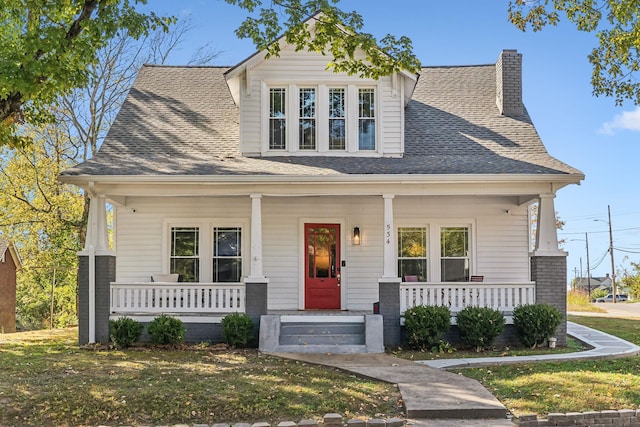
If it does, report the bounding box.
[440,226,471,283]
[268,87,287,151]
[163,218,248,283]
[396,220,475,282]
[397,226,429,282]
[212,226,243,283]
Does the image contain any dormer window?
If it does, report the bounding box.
[329,88,346,150]
[358,88,376,150]
[269,88,287,150]
[262,84,378,155]
[299,88,316,150]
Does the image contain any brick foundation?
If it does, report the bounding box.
[530,256,567,345]
[378,280,401,346]
[78,255,115,345]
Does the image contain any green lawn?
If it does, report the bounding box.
[2,315,639,424]
[458,315,640,416]
[0,329,402,427]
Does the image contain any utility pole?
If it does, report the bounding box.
[607,205,616,303]
[585,232,591,298]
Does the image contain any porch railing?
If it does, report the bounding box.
[110,282,246,314]
[400,282,535,314]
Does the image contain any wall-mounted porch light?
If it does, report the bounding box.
[353,227,361,245]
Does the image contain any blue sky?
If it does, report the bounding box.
[146,0,640,284]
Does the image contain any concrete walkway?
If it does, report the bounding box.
[272,321,640,426]
[274,352,510,422]
[420,321,640,369]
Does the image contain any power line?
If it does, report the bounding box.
[559,227,640,236]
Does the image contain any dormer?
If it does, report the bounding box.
[224,19,418,158]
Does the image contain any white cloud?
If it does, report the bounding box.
[598,107,640,135]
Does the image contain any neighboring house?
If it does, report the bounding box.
[60,27,584,352]
[0,239,22,333]
[575,274,613,293]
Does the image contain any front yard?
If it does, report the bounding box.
[0,329,402,427]
[459,315,640,416]
[2,313,639,425]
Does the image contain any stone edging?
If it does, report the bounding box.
[96,413,406,427]
[515,409,640,426]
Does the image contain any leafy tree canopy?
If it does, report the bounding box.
[224,0,421,79]
[509,0,640,106]
[0,0,174,146]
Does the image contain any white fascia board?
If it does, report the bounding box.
[60,173,584,200]
[60,172,583,186]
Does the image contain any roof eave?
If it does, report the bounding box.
[59,172,584,187]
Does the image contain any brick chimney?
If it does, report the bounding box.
[496,49,523,116]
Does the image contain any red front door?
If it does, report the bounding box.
[305,224,341,309]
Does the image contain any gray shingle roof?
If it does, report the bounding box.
[61,63,582,178]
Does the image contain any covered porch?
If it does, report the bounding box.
[78,182,567,349]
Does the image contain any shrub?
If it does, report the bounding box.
[590,288,608,301]
[513,303,562,348]
[109,317,143,348]
[221,312,254,347]
[403,305,451,350]
[147,314,186,345]
[456,306,505,352]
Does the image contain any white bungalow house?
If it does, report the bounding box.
[60,30,583,352]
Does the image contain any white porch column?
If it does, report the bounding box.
[382,194,397,278]
[249,194,265,279]
[82,195,111,255]
[533,193,566,256]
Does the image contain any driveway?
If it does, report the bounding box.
[570,302,640,319]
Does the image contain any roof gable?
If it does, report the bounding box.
[224,13,418,106]
[0,239,22,271]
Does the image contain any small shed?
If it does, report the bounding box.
[0,239,22,333]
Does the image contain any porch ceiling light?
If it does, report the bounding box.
[353,227,361,245]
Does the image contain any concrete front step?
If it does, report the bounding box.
[279,333,365,346]
[280,322,365,336]
[279,321,365,346]
[259,314,384,354]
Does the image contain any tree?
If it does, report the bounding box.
[618,261,640,300]
[0,0,174,146]
[225,0,421,79]
[0,18,216,329]
[509,0,640,106]
[0,125,84,328]
[57,17,218,244]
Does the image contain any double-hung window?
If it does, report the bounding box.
[269,88,287,150]
[328,88,346,150]
[170,227,200,282]
[212,227,242,282]
[168,223,244,283]
[299,88,316,150]
[440,227,470,282]
[398,227,427,282]
[358,88,375,150]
